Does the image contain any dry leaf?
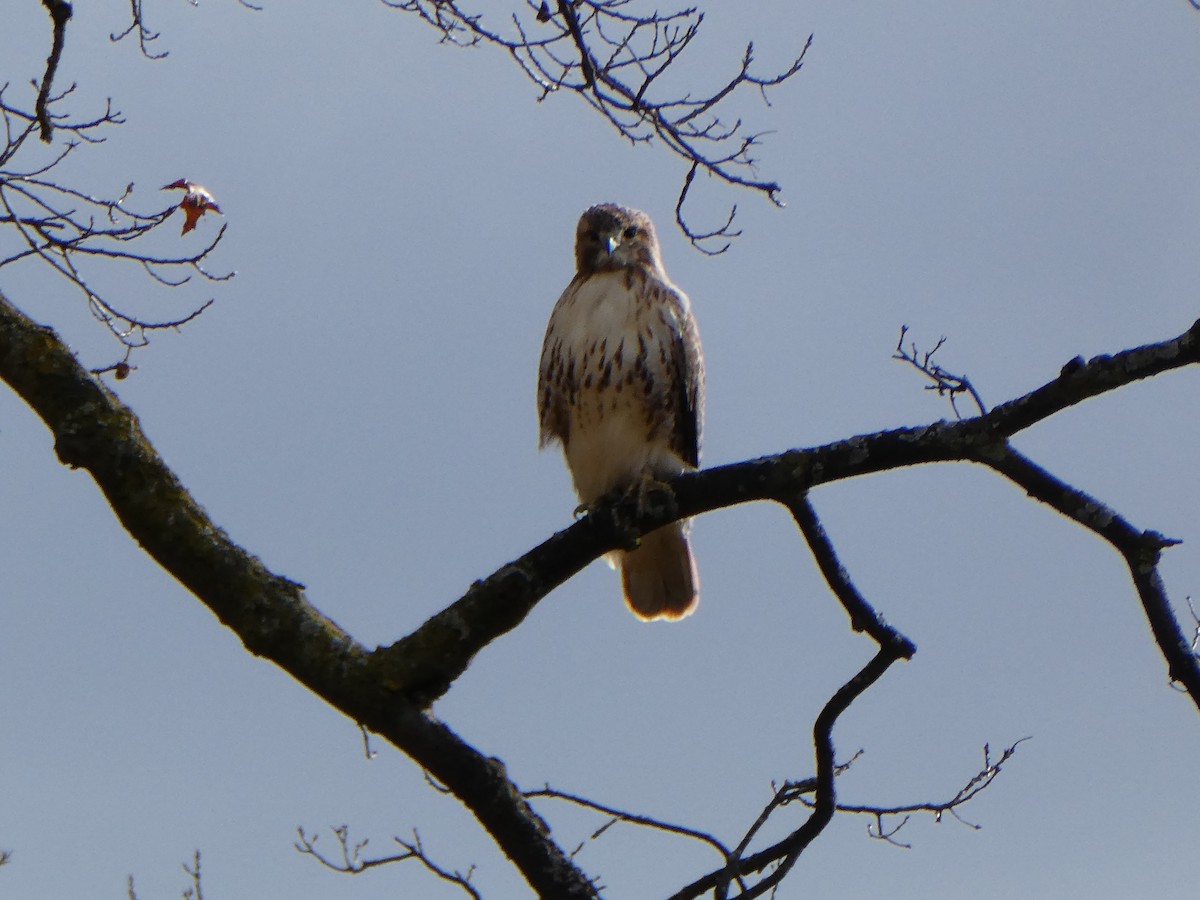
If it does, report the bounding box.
[162,179,223,235]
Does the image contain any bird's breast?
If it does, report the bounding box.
[544,273,685,501]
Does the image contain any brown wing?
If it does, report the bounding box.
[662,284,704,469]
[537,280,577,449]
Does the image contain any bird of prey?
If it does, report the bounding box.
[538,203,705,620]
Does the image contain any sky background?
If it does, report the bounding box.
[2,2,1198,898]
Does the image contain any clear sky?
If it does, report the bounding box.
[2,2,1198,898]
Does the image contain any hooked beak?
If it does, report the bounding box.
[604,233,619,255]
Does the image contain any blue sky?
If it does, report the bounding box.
[2,2,1198,898]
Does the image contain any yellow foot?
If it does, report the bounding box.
[631,472,674,518]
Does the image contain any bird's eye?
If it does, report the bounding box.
[585,229,600,242]
[622,225,639,240]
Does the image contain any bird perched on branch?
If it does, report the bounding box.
[538,203,705,620]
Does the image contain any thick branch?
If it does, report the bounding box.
[4,292,1198,892]
[0,289,597,900]
[386,319,1200,708]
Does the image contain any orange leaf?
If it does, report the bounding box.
[162,179,223,236]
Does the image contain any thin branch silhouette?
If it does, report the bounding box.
[296,826,482,899]
[381,1,809,251]
[894,326,988,418]
[5,296,1199,896]
[36,0,73,142]
[1,87,230,367]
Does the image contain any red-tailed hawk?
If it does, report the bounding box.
[538,204,705,620]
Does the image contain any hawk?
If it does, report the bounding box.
[538,203,705,620]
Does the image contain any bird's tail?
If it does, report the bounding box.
[618,522,699,621]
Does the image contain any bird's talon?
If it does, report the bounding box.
[633,474,674,518]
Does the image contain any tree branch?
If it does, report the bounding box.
[296,826,482,898]
[381,318,1200,710]
[37,0,73,142]
[381,1,809,250]
[1,89,227,362]
[0,288,598,900]
[671,646,904,900]
[786,491,915,654]
[523,785,736,864]
[980,445,1198,697]
[3,290,1197,894]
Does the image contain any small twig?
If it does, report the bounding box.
[110,0,168,60]
[678,646,908,900]
[524,784,734,863]
[793,739,1030,848]
[733,752,860,858]
[2,89,231,358]
[89,344,136,380]
[556,0,596,88]
[359,723,378,759]
[126,851,203,900]
[181,850,203,900]
[422,769,452,794]
[675,162,740,255]
[1186,596,1199,656]
[894,325,988,417]
[37,0,73,142]
[383,2,809,250]
[296,826,481,899]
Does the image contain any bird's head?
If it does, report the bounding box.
[574,203,664,276]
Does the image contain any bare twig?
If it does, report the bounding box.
[894,325,988,417]
[792,739,1030,848]
[110,0,168,60]
[359,723,378,759]
[36,0,73,142]
[1186,596,1199,656]
[722,752,860,880]
[381,1,809,250]
[676,647,907,900]
[297,826,482,899]
[556,0,596,88]
[126,850,204,900]
[181,850,203,900]
[1,88,230,363]
[524,785,736,870]
[675,162,741,255]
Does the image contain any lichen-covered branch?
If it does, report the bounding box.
[3,288,1197,895]
[387,318,1200,711]
[0,288,598,900]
